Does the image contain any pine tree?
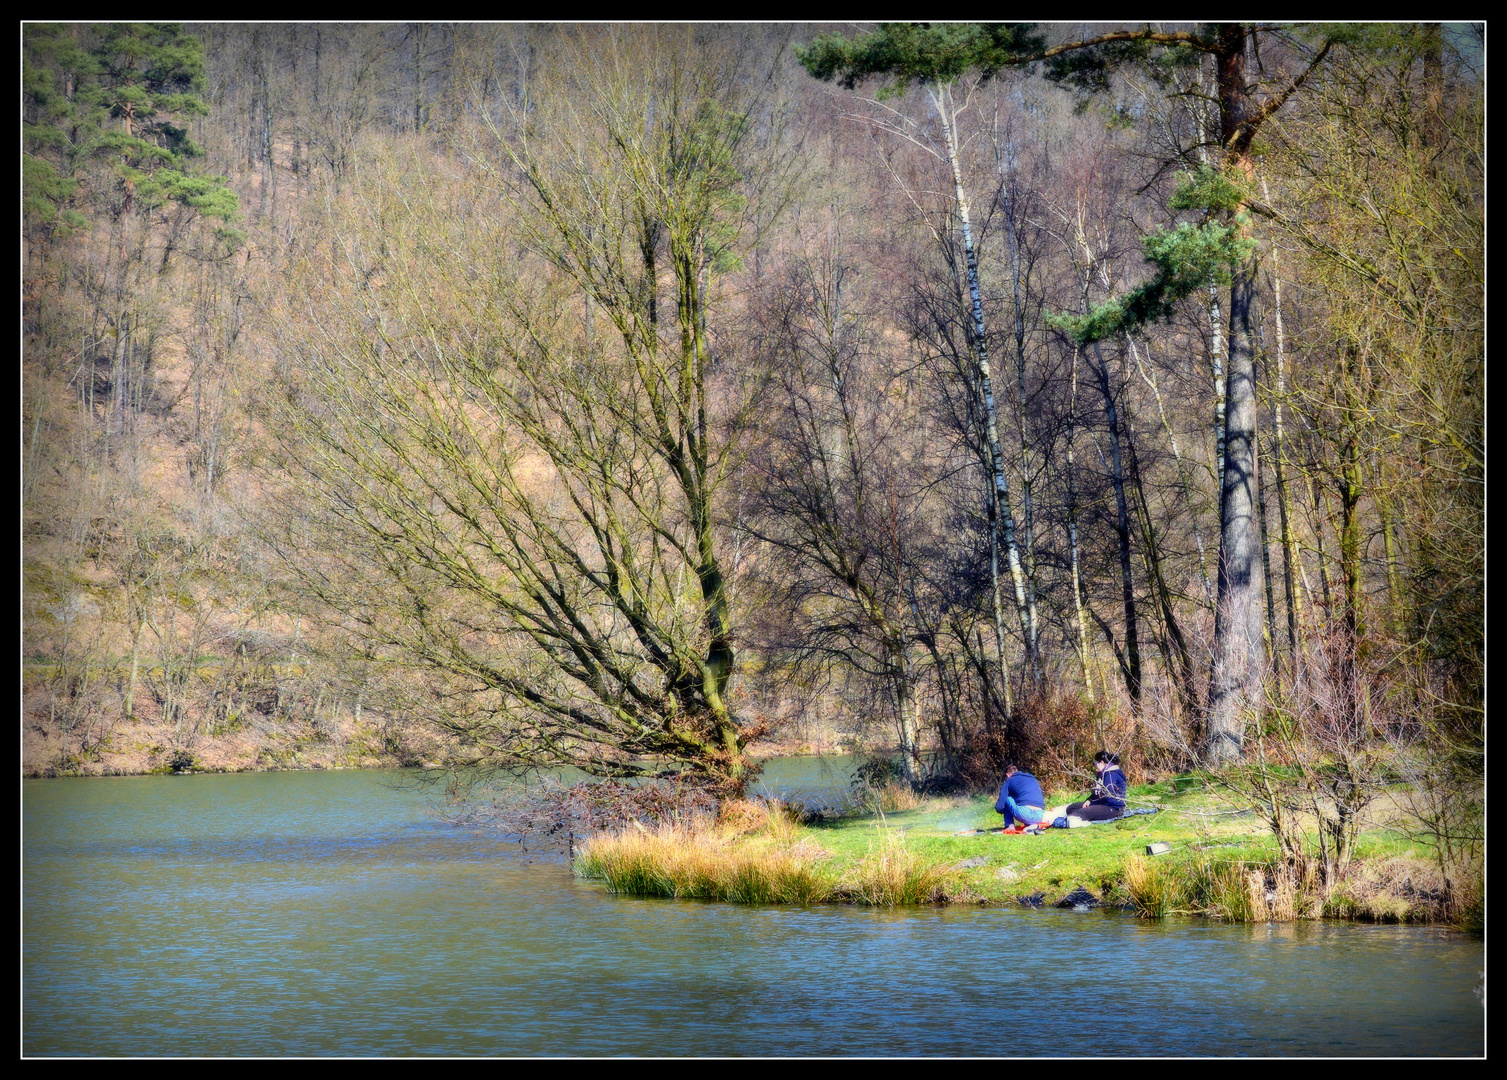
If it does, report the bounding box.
[1034,24,1333,762]
[23,23,239,244]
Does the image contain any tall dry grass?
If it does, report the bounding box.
[855,779,924,814]
[1120,855,1178,917]
[1322,854,1461,923]
[575,799,835,904]
[838,831,955,905]
[575,800,953,906]
[1119,855,1312,921]
[575,821,833,903]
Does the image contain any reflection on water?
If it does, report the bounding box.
[751,753,866,810]
[23,766,1484,1057]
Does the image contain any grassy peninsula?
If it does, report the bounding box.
[574,778,1472,926]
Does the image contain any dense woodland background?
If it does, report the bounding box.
[22,24,1482,884]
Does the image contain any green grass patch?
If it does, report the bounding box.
[571,783,1461,921]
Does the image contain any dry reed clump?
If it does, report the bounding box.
[575,803,836,905]
[931,687,1107,794]
[1120,855,1178,917]
[575,809,953,907]
[1122,851,1474,924]
[717,797,805,846]
[838,832,955,906]
[857,780,924,814]
[1190,857,1306,921]
[1323,855,1455,923]
[1118,855,1313,921]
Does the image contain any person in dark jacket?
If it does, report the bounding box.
[1065,751,1128,822]
[995,765,1045,830]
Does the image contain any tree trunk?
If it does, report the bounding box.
[110,310,129,443]
[1067,341,1094,701]
[1312,474,1334,615]
[1090,342,1142,710]
[930,82,1035,679]
[1205,256,1265,761]
[1206,25,1270,763]
[1421,23,1445,151]
[1258,441,1279,663]
[1375,474,1407,641]
[125,617,145,721]
[1338,341,1367,643]
[1209,283,1227,496]
[412,23,429,134]
[1339,433,1365,641]
[1001,168,1041,682]
[989,526,1015,717]
[915,624,954,762]
[892,638,923,786]
[1263,218,1301,659]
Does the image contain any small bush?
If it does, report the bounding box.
[1323,855,1455,923]
[851,756,907,787]
[848,758,924,812]
[718,797,805,846]
[452,776,722,851]
[926,687,1124,795]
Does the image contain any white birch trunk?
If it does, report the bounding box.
[1000,166,1040,683]
[929,83,1033,676]
[1067,340,1094,701]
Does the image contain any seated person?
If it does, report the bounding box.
[1065,750,1128,822]
[995,765,1045,831]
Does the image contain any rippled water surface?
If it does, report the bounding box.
[23,765,1484,1056]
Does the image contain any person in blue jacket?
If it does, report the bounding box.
[1065,751,1127,822]
[995,765,1045,831]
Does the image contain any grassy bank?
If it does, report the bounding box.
[574,779,1472,924]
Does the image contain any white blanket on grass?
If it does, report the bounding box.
[1042,805,1101,828]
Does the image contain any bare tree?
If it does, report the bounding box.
[261,27,792,789]
[744,253,940,784]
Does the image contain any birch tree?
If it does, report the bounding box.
[797,23,1045,685]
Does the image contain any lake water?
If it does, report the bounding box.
[22,763,1485,1057]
